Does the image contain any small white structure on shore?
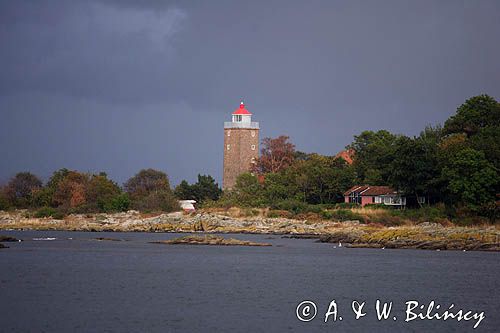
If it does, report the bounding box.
[178,200,196,212]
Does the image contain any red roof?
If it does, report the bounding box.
[335,149,355,165]
[232,101,252,115]
[344,185,397,196]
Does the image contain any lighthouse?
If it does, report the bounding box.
[223,101,260,190]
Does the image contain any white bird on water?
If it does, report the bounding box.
[338,242,342,248]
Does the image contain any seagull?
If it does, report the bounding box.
[338,242,342,248]
[381,247,385,250]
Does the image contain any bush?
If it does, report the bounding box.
[329,209,365,223]
[271,200,309,215]
[390,205,447,222]
[34,206,57,218]
[131,190,179,212]
[334,202,359,209]
[267,210,293,219]
[34,206,66,219]
[106,193,130,212]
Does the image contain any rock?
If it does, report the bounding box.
[0,243,7,248]
[94,237,124,241]
[0,235,20,242]
[151,235,272,247]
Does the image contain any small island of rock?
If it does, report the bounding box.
[151,235,272,247]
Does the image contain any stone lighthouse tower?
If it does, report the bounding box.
[223,101,260,190]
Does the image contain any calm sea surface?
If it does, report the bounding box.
[0,231,498,332]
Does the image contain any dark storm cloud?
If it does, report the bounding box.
[1,0,499,185]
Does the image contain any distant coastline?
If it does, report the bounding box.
[1,209,499,252]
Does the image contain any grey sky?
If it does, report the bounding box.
[1,0,499,186]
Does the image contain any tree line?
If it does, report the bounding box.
[0,94,498,222]
[0,168,221,218]
[219,94,499,221]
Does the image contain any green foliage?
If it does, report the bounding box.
[347,130,399,184]
[34,206,57,218]
[441,148,498,213]
[107,193,130,212]
[85,173,126,212]
[174,174,222,204]
[443,94,500,137]
[34,206,66,219]
[389,135,441,202]
[125,169,179,212]
[324,209,365,223]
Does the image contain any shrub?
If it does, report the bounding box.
[334,202,359,209]
[34,206,65,219]
[329,209,365,223]
[34,206,58,218]
[271,200,309,215]
[106,193,130,212]
[131,190,179,212]
[267,210,292,218]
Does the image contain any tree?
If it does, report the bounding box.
[253,136,296,174]
[443,94,500,137]
[174,175,221,203]
[86,173,125,212]
[230,173,265,207]
[174,180,194,200]
[389,135,441,206]
[285,154,355,204]
[52,171,89,209]
[191,174,222,203]
[347,130,399,184]
[124,169,178,212]
[441,148,498,213]
[470,126,500,169]
[5,172,42,208]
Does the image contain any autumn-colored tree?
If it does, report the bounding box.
[253,136,296,174]
[52,171,89,209]
[5,172,42,208]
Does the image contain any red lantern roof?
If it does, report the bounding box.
[232,101,252,115]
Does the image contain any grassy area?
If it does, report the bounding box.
[202,203,495,226]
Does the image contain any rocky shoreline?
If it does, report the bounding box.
[0,210,499,251]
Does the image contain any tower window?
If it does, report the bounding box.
[251,131,255,137]
[234,115,242,122]
[251,145,256,150]
[227,130,231,137]
[227,144,230,150]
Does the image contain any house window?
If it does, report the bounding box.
[226,144,230,150]
[417,197,426,204]
[251,145,256,150]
